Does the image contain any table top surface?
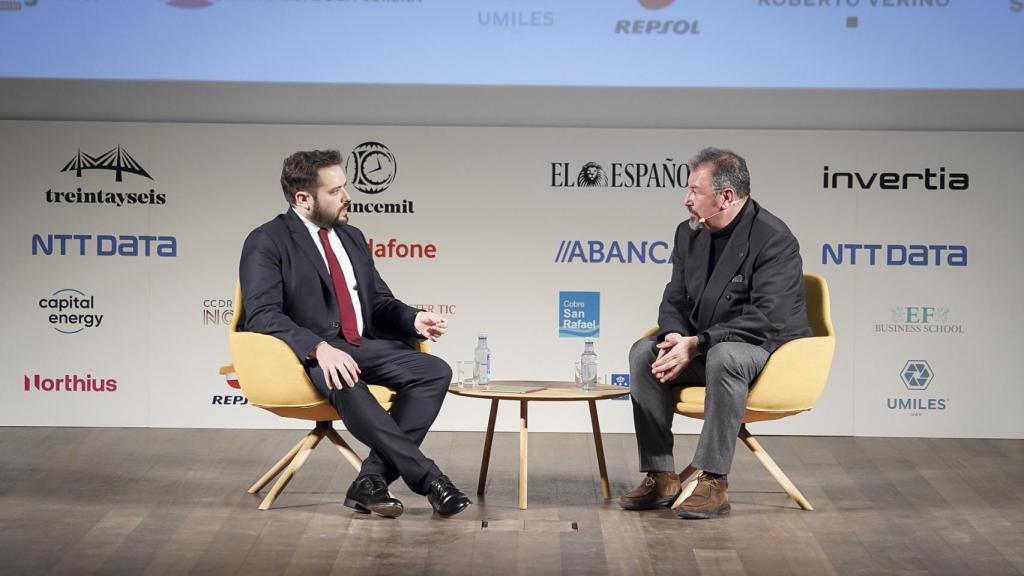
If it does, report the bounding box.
[447,380,630,401]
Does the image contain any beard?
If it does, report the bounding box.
[687,211,704,231]
[309,197,348,228]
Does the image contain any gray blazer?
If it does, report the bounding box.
[657,199,812,354]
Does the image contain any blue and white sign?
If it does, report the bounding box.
[558,291,600,338]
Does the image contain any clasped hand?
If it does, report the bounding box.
[650,333,700,384]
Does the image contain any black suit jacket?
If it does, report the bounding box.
[238,209,420,359]
[657,199,811,354]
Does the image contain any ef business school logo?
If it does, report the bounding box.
[875,306,964,336]
[887,360,948,416]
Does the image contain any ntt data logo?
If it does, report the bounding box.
[821,243,966,267]
[24,373,117,393]
[31,234,178,257]
[39,289,103,334]
[555,240,671,264]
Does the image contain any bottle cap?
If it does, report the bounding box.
[478,332,488,338]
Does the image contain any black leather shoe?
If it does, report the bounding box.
[426,474,471,518]
[344,474,404,518]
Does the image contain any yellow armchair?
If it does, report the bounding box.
[644,273,835,510]
[219,281,426,510]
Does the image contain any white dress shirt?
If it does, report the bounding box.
[293,209,365,336]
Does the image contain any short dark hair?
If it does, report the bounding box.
[689,147,750,198]
[280,149,342,205]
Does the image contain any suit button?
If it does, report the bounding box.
[330,321,339,328]
[725,295,732,301]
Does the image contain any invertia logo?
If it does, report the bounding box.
[368,238,437,259]
[822,166,969,191]
[24,373,117,393]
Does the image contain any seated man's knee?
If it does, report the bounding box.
[424,354,453,387]
[706,343,761,383]
[629,336,658,372]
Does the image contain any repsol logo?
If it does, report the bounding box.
[555,240,672,264]
[821,243,967,266]
[822,166,968,191]
[31,234,178,257]
[24,373,117,392]
[614,20,700,35]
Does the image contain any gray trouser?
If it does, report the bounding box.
[629,336,769,475]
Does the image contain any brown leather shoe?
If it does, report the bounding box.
[620,472,681,510]
[677,473,730,519]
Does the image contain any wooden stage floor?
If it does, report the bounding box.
[0,428,1021,575]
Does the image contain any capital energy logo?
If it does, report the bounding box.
[214,367,249,406]
[555,239,672,265]
[550,159,689,189]
[617,0,699,35]
[367,238,436,259]
[24,373,117,393]
[559,291,600,337]
[821,243,966,267]
[203,298,234,327]
[875,306,964,335]
[31,233,178,257]
[822,166,969,191]
[47,145,166,208]
[39,288,103,334]
[886,360,947,415]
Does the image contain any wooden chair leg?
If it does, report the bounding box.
[477,399,499,495]
[323,426,365,472]
[518,400,528,510]
[739,425,813,511]
[258,428,324,511]
[248,432,312,494]
[671,464,701,509]
[587,400,611,500]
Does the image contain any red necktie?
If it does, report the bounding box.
[317,228,363,346]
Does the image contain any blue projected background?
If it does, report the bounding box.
[1,0,1022,89]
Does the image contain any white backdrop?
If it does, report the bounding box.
[1,121,1021,439]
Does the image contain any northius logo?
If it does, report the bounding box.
[24,373,117,392]
[31,234,178,257]
[555,240,671,264]
[821,243,966,266]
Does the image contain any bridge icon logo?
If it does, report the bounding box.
[60,146,153,182]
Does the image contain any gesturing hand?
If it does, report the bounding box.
[314,342,361,389]
[414,311,448,342]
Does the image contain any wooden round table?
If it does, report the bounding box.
[448,380,629,509]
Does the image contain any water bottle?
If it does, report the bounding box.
[580,338,598,390]
[474,333,491,386]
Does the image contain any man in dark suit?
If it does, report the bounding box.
[620,148,811,519]
[239,149,470,518]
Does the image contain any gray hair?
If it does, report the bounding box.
[688,147,750,198]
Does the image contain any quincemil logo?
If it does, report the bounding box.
[203,298,234,327]
[215,367,249,406]
[887,360,947,415]
[559,291,600,338]
[49,145,166,208]
[876,306,964,335]
[346,142,415,217]
[610,373,630,401]
[556,239,671,264]
[617,0,699,35]
[24,373,117,393]
[39,289,103,334]
[550,159,689,189]
[367,238,436,259]
[821,243,966,267]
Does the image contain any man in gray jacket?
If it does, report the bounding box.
[620,147,811,519]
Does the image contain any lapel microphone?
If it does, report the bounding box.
[697,200,737,224]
